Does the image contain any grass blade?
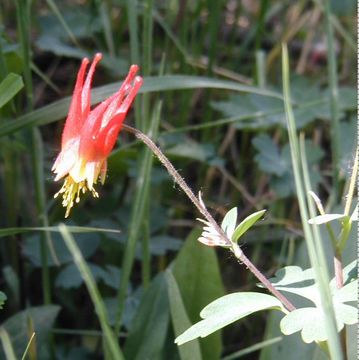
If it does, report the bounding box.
[0,328,17,360]
[324,0,341,201]
[115,101,162,334]
[0,225,121,238]
[0,73,24,109]
[0,75,283,138]
[58,224,124,360]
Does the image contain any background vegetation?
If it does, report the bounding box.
[0,0,356,359]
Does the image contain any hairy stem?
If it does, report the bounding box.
[122,124,296,312]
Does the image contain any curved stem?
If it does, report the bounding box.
[122,124,296,312]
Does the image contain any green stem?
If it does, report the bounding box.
[343,147,358,217]
[324,0,341,200]
[115,145,154,334]
[141,208,151,289]
[126,0,142,130]
[282,44,343,359]
[15,0,52,305]
[114,102,161,335]
[141,0,153,132]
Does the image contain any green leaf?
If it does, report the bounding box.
[261,222,358,360]
[339,117,356,179]
[0,292,6,310]
[59,225,124,359]
[272,264,358,344]
[0,305,60,359]
[0,73,24,109]
[350,204,358,221]
[104,288,141,330]
[253,136,324,198]
[308,213,346,225]
[166,270,202,360]
[252,135,286,176]
[280,308,325,343]
[280,303,357,344]
[175,293,284,345]
[334,279,358,303]
[232,210,266,243]
[269,263,358,306]
[173,229,225,360]
[267,266,319,305]
[330,259,357,287]
[23,231,101,267]
[221,207,237,239]
[0,328,16,360]
[211,93,285,130]
[337,86,357,111]
[124,272,170,360]
[165,142,214,162]
[55,263,108,289]
[268,266,315,287]
[0,225,121,238]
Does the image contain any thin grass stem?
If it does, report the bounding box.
[114,102,162,335]
[282,44,343,359]
[324,0,341,201]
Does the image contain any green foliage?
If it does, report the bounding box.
[0,292,6,309]
[0,305,60,359]
[23,231,101,267]
[166,270,202,360]
[221,207,238,239]
[267,262,357,343]
[175,293,285,345]
[253,134,286,176]
[253,135,324,197]
[0,1,356,358]
[220,207,267,244]
[232,210,266,243]
[124,272,170,360]
[0,73,23,109]
[308,213,346,225]
[55,263,107,289]
[173,230,225,360]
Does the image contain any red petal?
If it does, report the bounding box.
[81,53,102,116]
[61,58,89,147]
[78,64,142,162]
[97,75,143,156]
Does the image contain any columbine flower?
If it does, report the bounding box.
[52,53,143,217]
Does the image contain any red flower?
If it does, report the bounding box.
[52,53,143,217]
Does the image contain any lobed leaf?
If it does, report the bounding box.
[280,303,357,344]
[175,292,284,345]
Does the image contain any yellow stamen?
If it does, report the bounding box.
[54,176,99,218]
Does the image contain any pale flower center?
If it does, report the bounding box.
[54,176,99,218]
